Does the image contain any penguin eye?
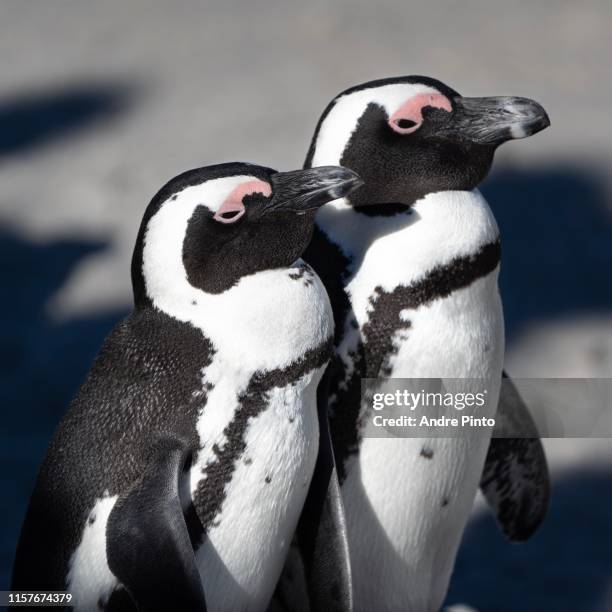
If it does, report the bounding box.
[213,180,272,224]
[218,209,244,222]
[396,119,417,130]
[388,93,453,135]
[213,199,246,224]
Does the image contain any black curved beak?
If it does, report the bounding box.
[443,96,550,146]
[266,166,363,214]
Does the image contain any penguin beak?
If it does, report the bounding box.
[265,166,363,214]
[443,96,550,146]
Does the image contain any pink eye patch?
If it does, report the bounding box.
[389,93,453,135]
[213,179,272,224]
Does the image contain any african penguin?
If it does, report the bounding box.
[12,162,362,612]
[301,76,550,611]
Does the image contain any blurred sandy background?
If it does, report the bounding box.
[1,1,611,609]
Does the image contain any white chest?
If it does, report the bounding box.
[316,190,506,611]
[317,189,500,321]
[322,189,505,387]
[192,367,322,612]
[389,271,504,380]
[181,263,333,611]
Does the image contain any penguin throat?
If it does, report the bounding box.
[352,202,413,217]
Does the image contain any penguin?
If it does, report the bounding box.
[301,76,551,611]
[12,162,362,612]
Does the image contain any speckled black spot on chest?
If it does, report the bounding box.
[289,265,315,287]
[420,446,434,459]
[288,266,308,280]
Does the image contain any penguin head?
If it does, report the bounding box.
[131,162,361,306]
[306,76,550,209]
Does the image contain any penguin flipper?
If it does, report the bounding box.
[295,376,353,612]
[480,371,550,541]
[106,435,206,612]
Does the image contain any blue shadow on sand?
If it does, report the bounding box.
[0,80,135,587]
[447,466,612,612]
[0,84,134,158]
[0,228,127,588]
[483,166,612,342]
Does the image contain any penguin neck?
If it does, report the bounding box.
[143,261,333,374]
[315,189,500,286]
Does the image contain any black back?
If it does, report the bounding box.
[12,308,213,591]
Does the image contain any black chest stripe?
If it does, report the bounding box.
[362,239,501,377]
[329,239,500,480]
[193,337,333,536]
